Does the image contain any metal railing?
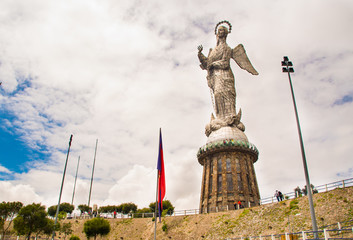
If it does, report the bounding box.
[84,178,353,219]
[226,219,353,239]
[70,177,353,220]
[259,178,353,205]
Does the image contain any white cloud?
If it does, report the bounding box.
[106,165,156,208]
[0,165,12,174]
[0,0,352,211]
[0,181,42,204]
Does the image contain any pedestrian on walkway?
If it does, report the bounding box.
[279,191,284,201]
[275,190,280,202]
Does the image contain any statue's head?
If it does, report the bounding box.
[214,20,232,37]
[217,26,229,38]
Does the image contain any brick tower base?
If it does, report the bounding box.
[197,126,260,213]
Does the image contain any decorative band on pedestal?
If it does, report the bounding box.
[197,139,259,163]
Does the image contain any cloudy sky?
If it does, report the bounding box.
[0,0,352,211]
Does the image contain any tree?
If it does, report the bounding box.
[120,203,137,214]
[135,208,153,218]
[58,211,68,220]
[98,203,137,215]
[115,205,123,213]
[60,222,73,240]
[149,200,174,215]
[83,218,110,240]
[98,205,118,214]
[137,207,151,213]
[48,205,56,217]
[13,203,49,239]
[78,204,92,215]
[48,203,75,217]
[0,201,23,238]
[36,218,59,239]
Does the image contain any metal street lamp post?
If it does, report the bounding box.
[282,56,318,238]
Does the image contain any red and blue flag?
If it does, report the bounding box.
[157,129,166,221]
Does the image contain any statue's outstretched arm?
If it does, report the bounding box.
[197,45,207,70]
[232,44,258,75]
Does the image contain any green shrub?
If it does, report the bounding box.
[69,235,80,240]
[289,199,299,210]
[162,221,168,232]
[239,209,250,218]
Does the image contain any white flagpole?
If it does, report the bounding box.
[154,169,159,240]
[52,134,73,240]
[154,128,162,240]
[88,139,98,209]
[71,156,80,205]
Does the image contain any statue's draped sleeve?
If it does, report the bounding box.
[198,52,208,70]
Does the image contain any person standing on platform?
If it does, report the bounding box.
[275,190,280,202]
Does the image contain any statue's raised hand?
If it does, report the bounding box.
[198,45,203,53]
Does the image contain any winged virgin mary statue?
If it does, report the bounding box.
[197,20,258,137]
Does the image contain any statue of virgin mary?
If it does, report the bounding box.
[197,20,258,137]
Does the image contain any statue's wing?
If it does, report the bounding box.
[232,44,259,75]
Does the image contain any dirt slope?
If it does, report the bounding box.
[57,186,353,239]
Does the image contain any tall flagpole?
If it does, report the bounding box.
[71,156,80,205]
[88,139,98,209]
[154,161,159,240]
[52,134,73,240]
[154,128,162,240]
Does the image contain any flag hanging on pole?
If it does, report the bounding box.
[157,129,166,222]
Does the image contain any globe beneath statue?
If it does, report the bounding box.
[206,126,248,144]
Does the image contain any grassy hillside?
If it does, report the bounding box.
[14,186,353,239]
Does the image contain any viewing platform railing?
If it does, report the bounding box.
[67,177,353,219]
[259,178,353,205]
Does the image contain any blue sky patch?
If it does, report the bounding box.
[0,115,50,177]
[333,94,353,106]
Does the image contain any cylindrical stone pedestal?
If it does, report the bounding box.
[197,127,260,213]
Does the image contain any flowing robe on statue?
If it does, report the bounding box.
[198,42,237,124]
